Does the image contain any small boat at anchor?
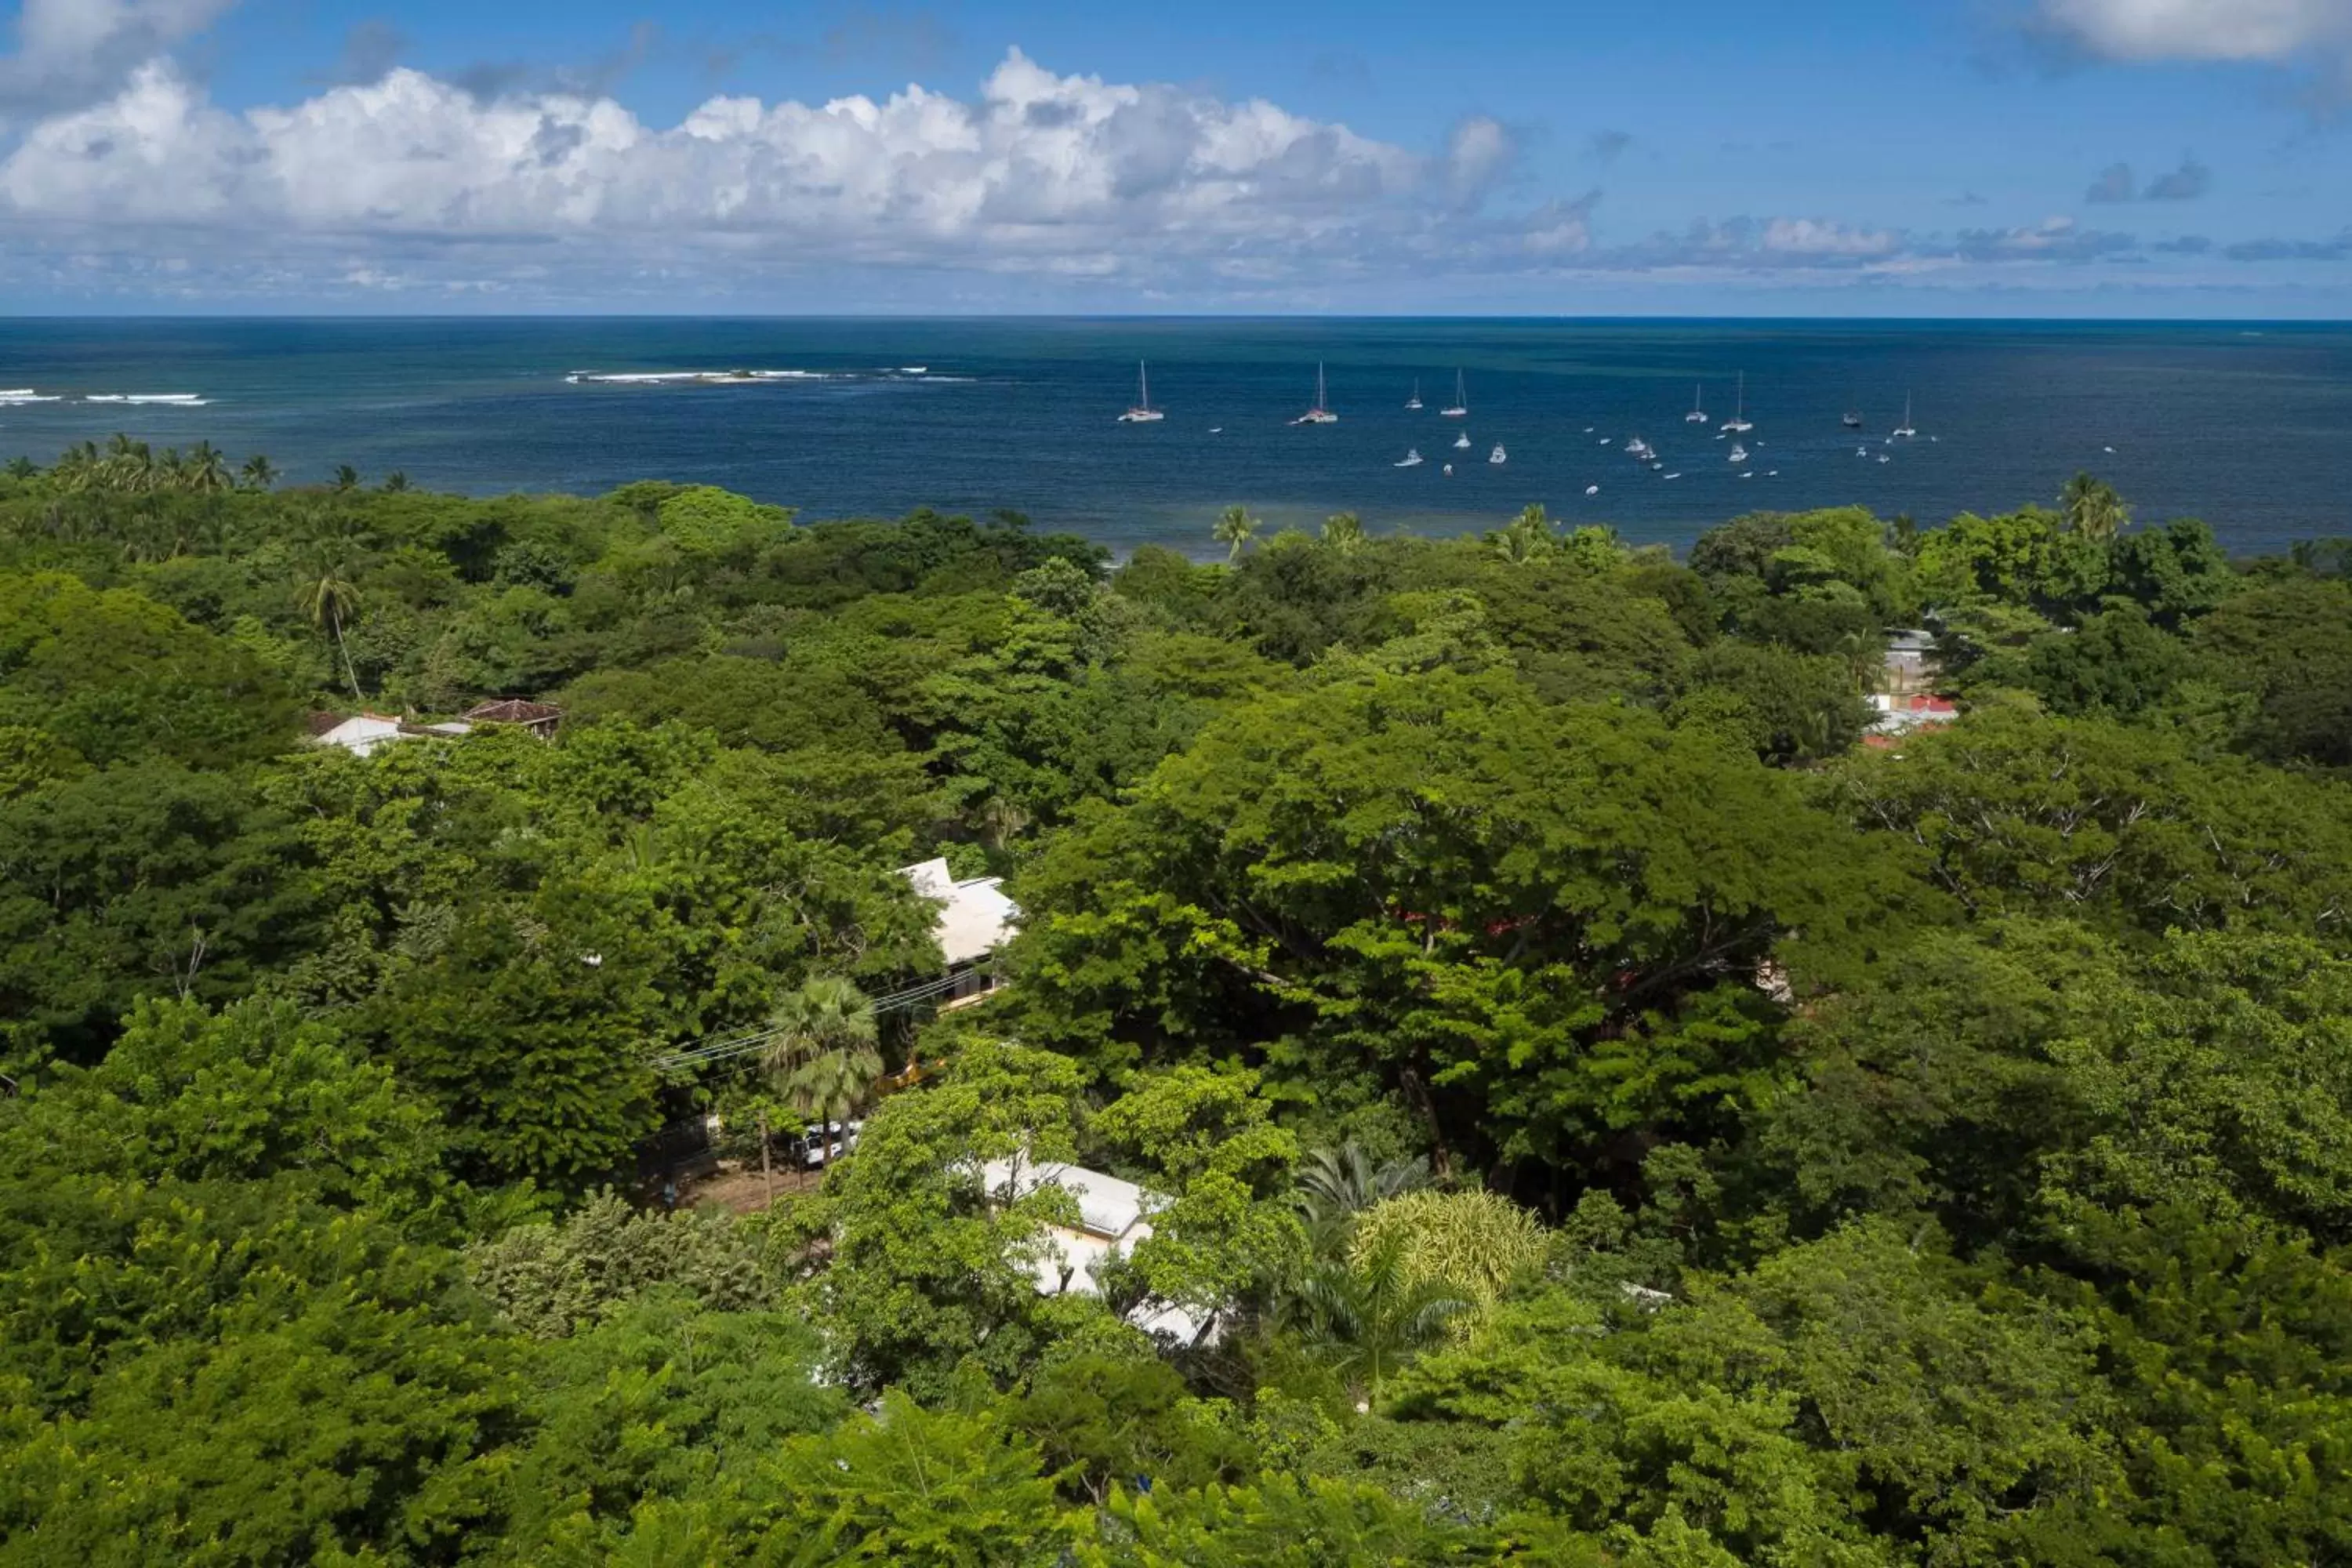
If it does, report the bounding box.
[1116,361,1164,423]
[1290,362,1338,425]
[1395,448,1425,468]
[1489,443,1507,465]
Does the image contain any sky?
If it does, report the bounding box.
[2,0,2350,314]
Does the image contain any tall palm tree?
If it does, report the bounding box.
[1285,1234,1471,1410]
[1212,504,1261,562]
[762,977,883,1174]
[1321,511,1365,555]
[240,454,278,491]
[185,441,231,493]
[2060,472,2128,542]
[382,470,411,493]
[332,464,360,492]
[296,547,365,702]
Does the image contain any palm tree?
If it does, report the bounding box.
[240,454,278,491]
[1321,511,1365,555]
[1212,504,1261,562]
[762,977,883,1175]
[1292,1142,1431,1250]
[1286,1233,1472,1410]
[332,464,360,492]
[382,470,411,493]
[2060,472,2128,542]
[4,457,36,481]
[296,546,365,702]
[185,441,231,493]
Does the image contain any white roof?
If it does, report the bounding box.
[980,1156,1156,1240]
[310,714,406,756]
[978,1156,1216,1344]
[898,858,1019,967]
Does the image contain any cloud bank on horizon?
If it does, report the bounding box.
[0,0,2347,309]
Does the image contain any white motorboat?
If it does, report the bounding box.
[1117,360,1165,423]
[1454,430,1472,451]
[1395,448,1425,467]
[1728,442,1750,463]
[1489,443,1507,465]
[1584,484,1600,495]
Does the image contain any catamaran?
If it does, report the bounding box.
[1290,362,1339,425]
[1891,393,1918,440]
[1719,372,1754,434]
[1405,379,1424,411]
[1116,361,1164,423]
[1685,385,1709,424]
[1439,370,1468,418]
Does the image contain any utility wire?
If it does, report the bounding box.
[648,971,985,1073]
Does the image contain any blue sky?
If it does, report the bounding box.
[2,0,2349,314]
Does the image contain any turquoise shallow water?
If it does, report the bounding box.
[2,317,2347,554]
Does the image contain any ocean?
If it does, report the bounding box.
[2,317,2347,556]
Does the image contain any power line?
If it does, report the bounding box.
[647,971,985,1073]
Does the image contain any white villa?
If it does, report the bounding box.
[897,858,1019,1002]
[978,1156,1219,1345]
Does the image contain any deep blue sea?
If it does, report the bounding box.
[2,318,2347,555]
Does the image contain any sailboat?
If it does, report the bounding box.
[1405,379,1424,411]
[1116,360,1164,423]
[1488,443,1507,465]
[1439,370,1468,419]
[1891,393,1918,440]
[1685,384,1708,424]
[1453,430,1472,451]
[1395,448,1425,468]
[1719,372,1753,434]
[1290,362,1338,425]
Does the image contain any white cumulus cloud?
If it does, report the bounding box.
[2034,0,2352,63]
[0,49,1466,285]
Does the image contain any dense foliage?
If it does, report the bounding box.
[2,449,2349,1564]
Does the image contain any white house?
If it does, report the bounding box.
[307,713,408,757]
[978,1156,1218,1345]
[898,858,1019,1002]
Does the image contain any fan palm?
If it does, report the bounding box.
[1291,1142,1431,1251]
[1212,504,1260,562]
[762,977,883,1174]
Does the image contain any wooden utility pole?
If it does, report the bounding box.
[758,1110,775,1203]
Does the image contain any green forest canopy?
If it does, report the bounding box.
[2,448,2350,1563]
